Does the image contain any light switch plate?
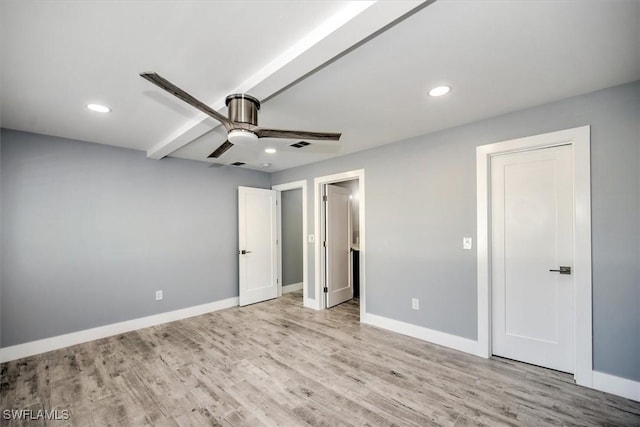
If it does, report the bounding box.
[308,234,315,243]
[411,298,419,310]
[463,237,472,250]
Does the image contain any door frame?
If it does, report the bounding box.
[313,169,365,316]
[476,125,592,387]
[272,180,309,308]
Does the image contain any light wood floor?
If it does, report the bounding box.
[1,291,639,426]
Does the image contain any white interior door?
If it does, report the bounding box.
[324,184,352,308]
[491,145,574,373]
[238,186,277,306]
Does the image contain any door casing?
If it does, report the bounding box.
[476,126,592,387]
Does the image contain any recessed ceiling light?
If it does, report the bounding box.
[264,148,277,154]
[428,86,451,97]
[86,103,111,113]
[262,162,272,168]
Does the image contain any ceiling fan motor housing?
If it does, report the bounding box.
[226,94,260,125]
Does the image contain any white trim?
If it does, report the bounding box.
[272,180,310,309]
[592,371,640,402]
[276,190,284,298]
[572,127,593,387]
[362,313,484,357]
[476,126,592,384]
[313,169,365,316]
[0,297,239,363]
[282,282,303,294]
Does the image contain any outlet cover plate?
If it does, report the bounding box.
[463,237,472,250]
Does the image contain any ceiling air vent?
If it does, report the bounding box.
[290,141,310,148]
[230,162,246,166]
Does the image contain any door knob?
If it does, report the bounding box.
[239,250,252,255]
[549,266,571,275]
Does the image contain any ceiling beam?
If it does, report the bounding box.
[146,0,426,160]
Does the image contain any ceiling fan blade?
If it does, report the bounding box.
[140,72,233,131]
[254,128,341,141]
[207,140,234,158]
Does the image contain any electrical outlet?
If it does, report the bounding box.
[155,290,163,301]
[411,298,419,310]
[463,237,472,250]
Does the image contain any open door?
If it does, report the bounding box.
[238,186,277,306]
[324,184,353,308]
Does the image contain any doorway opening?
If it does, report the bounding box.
[323,180,358,309]
[272,180,310,308]
[314,169,365,318]
[280,188,303,297]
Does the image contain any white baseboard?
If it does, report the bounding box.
[361,312,484,357]
[0,297,239,363]
[282,282,303,294]
[592,371,640,402]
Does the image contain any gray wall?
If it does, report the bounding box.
[281,188,303,286]
[0,129,271,347]
[272,81,640,382]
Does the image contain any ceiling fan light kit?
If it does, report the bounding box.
[140,72,341,162]
[228,129,258,147]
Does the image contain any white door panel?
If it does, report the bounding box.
[325,184,352,308]
[238,187,277,306]
[491,145,574,373]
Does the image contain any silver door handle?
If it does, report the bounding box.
[549,266,571,275]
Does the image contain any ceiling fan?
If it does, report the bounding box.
[140,72,341,159]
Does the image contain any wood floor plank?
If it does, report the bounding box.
[1,291,639,426]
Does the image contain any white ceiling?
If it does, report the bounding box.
[2,1,639,172]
